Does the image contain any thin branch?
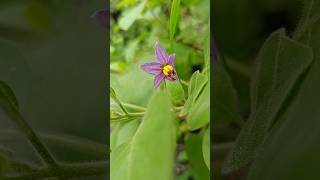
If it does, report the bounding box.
[7,112,58,168]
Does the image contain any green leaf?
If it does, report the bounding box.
[181,71,208,116]
[213,60,242,125]
[125,39,139,62]
[247,15,320,180]
[111,143,131,180]
[223,29,314,173]
[110,123,122,150]
[115,120,140,148]
[111,91,176,180]
[185,133,209,180]
[118,0,146,31]
[111,64,153,107]
[187,83,210,130]
[202,127,210,170]
[169,0,181,49]
[293,0,320,40]
[167,81,185,103]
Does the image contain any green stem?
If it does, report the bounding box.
[180,79,189,87]
[123,103,146,112]
[2,161,107,180]
[110,112,145,123]
[117,101,129,115]
[7,110,57,168]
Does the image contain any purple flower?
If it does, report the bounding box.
[140,42,178,89]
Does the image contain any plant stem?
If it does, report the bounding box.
[180,79,189,87]
[7,111,58,168]
[110,112,145,123]
[123,103,146,112]
[2,161,107,180]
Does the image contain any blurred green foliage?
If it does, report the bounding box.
[0,0,107,179]
[213,0,320,179]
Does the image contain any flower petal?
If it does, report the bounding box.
[140,62,162,75]
[155,42,168,64]
[168,54,175,66]
[154,73,166,89]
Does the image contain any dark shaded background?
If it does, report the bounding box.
[212,0,316,179]
[213,0,302,118]
[0,0,108,179]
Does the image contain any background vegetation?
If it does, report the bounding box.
[213,0,320,179]
[0,1,107,179]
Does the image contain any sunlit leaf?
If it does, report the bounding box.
[167,80,185,104]
[187,83,210,130]
[111,64,153,107]
[118,0,146,30]
[181,71,208,116]
[111,91,176,180]
[202,127,210,170]
[185,133,209,180]
[169,0,181,49]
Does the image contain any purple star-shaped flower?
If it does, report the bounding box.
[140,42,178,89]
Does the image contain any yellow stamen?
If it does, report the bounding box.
[162,64,174,76]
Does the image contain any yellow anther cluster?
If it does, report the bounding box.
[162,64,174,76]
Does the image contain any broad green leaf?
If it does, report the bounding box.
[128,91,176,180]
[111,64,153,107]
[111,91,176,180]
[181,71,208,116]
[111,143,130,180]
[115,120,139,148]
[223,29,314,173]
[202,127,210,170]
[187,83,210,130]
[213,60,242,125]
[110,123,122,150]
[169,0,181,49]
[118,0,146,31]
[185,133,209,180]
[293,0,320,40]
[247,15,320,180]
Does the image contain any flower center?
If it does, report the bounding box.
[162,64,176,80]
